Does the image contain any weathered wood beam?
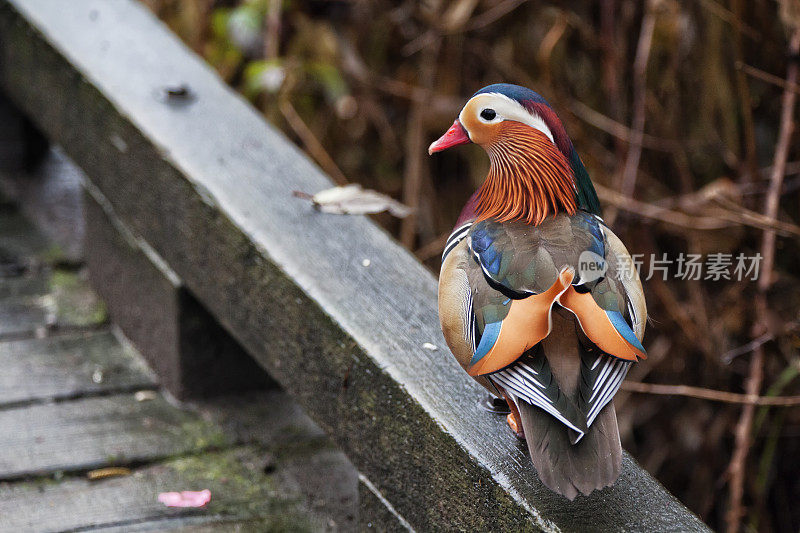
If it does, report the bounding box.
[84,186,274,399]
[0,147,85,262]
[0,331,155,407]
[0,1,709,530]
[0,96,47,172]
[0,394,227,480]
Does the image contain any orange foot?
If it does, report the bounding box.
[506,413,525,440]
[499,391,525,439]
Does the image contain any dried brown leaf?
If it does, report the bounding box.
[295,185,413,218]
[87,467,132,481]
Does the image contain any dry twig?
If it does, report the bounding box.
[415,232,449,262]
[594,183,800,236]
[618,0,656,202]
[279,101,349,186]
[725,28,800,533]
[536,12,569,84]
[264,0,281,60]
[737,62,800,96]
[400,43,439,247]
[595,184,730,230]
[730,0,759,186]
[621,382,800,406]
[465,0,528,31]
[697,0,761,41]
[722,333,774,364]
[568,101,681,153]
[599,0,623,160]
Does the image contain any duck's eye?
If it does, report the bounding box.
[480,108,497,121]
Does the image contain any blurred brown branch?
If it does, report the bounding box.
[621,382,800,406]
[415,232,449,262]
[264,0,280,60]
[617,0,656,202]
[737,62,800,96]
[595,183,800,236]
[698,0,761,41]
[400,43,439,247]
[568,100,681,152]
[726,27,800,533]
[465,0,528,31]
[279,100,349,186]
[730,0,758,186]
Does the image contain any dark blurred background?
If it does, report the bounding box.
[142,1,800,531]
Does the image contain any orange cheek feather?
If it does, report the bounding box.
[460,112,500,147]
[467,269,574,376]
[557,289,646,361]
[467,268,645,377]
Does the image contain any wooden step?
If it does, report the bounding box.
[0,330,155,407]
[0,394,230,480]
[0,447,320,533]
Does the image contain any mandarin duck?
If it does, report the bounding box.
[429,84,646,499]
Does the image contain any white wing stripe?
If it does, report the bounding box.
[587,361,631,425]
[592,369,625,420]
[465,290,476,352]
[491,374,584,436]
[587,372,623,424]
[589,359,619,403]
[496,369,553,406]
[517,362,539,375]
[514,366,546,389]
[488,352,632,440]
[442,222,473,260]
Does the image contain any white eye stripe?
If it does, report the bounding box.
[460,93,556,144]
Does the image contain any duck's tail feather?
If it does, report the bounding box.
[518,398,622,500]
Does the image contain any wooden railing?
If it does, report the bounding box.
[0,1,709,530]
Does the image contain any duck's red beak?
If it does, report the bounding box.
[428,120,471,155]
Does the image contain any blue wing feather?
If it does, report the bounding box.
[605,310,646,354]
[471,320,501,366]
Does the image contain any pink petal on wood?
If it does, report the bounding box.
[158,489,212,508]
